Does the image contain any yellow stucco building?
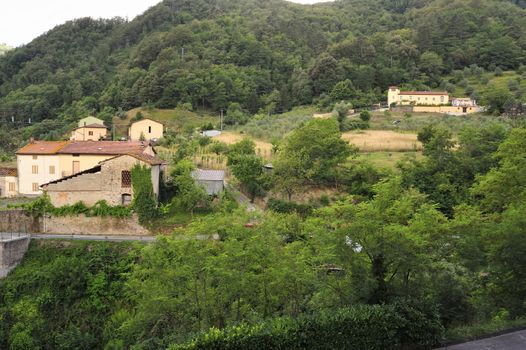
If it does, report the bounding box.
[128,119,164,141]
[70,124,108,141]
[388,86,449,106]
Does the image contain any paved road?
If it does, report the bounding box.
[439,329,526,350]
[31,234,156,242]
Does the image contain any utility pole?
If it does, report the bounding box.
[220,109,224,131]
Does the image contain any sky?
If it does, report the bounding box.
[0,0,332,47]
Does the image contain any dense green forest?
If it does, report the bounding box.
[0,0,525,152]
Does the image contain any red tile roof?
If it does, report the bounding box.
[399,91,448,96]
[0,167,17,177]
[16,141,70,155]
[58,141,149,155]
[100,153,163,166]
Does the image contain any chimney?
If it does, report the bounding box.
[29,137,35,144]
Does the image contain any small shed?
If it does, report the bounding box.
[200,130,221,137]
[191,169,225,196]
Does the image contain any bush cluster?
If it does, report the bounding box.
[170,301,444,350]
[267,198,314,217]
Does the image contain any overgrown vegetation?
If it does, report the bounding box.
[131,164,159,224]
[11,195,131,218]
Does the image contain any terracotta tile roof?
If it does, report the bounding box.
[399,91,449,96]
[0,167,17,177]
[16,141,70,155]
[74,123,108,130]
[58,141,148,155]
[100,153,163,166]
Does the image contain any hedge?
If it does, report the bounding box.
[168,301,444,350]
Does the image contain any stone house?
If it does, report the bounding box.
[191,169,225,196]
[0,168,17,198]
[41,153,162,207]
[70,124,108,141]
[16,140,156,196]
[129,118,164,141]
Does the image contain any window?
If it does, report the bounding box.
[88,131,94,136]
[9,182,15,191]
[121,170,131,188]
[122,194,132,206]
[32,183,39,192]
[32,155,38,160]
[49,166,55,174]
[32,165,38,174]
[440,96,444,102]
[148,126,152,134]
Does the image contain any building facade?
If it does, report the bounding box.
[388,87,449,107]
[15,140,156,196]
[129,119,164,141]
[70,124,108,141]
[0,168,18,198]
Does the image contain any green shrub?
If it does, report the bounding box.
[131,164,159,224]
[267,198,314,217]
[169,302,444,350]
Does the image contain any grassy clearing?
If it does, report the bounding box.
[343,130,422,152]
[113,108,218,137]
[235,106,315,141]
[445,318,526,345]
[369,111,512,134]
[355,151,422,170]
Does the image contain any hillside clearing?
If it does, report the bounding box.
[343,130,422,152]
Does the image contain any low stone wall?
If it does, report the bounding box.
[0,210,40,233]
[0,234,30,278]
[41,214,150,236]
[0,210,150,236]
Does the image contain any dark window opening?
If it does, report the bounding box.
[121,170,131,188]
[122,194,132,206]
[148,126,152,133]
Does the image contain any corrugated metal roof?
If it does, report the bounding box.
[16,141,70,155]
[191,169,226,181]
[0,167,17,177]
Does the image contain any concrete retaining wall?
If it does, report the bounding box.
[0,210,150,236]
[0,234,30,278]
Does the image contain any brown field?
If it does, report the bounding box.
[342,130,422,152]
[212,131,274,158]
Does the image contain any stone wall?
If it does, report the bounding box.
[0,210,150,236]
[0,234,30,278]
[0,210,40,233]
[41,214,150,236]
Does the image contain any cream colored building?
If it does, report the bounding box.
[15,140,156,196]
[129,119,163,141]
[70,124,108,141]
[78,116,104,128]
[388,86,449,106]
[16,141,69,196]
[0,168,18,198]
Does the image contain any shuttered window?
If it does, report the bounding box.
[121,171,131,188]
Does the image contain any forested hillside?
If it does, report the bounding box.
[0,0,525,147]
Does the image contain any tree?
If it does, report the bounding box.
[309,53,344,95]
[229,154,265,202]
[333,101,352,130]
[131,164,158,224]
[171,159,208,216]
[359,111,371,122]
[273,118,355,198]
[330,80,354,101]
